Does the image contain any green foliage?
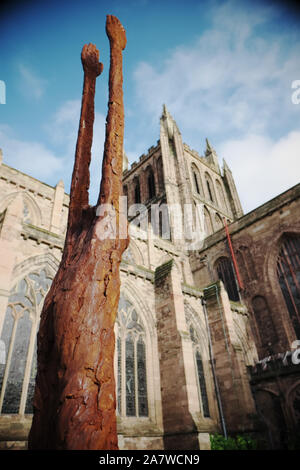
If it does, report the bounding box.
[210,433,258,450]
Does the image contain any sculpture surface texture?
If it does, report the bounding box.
[28,15,128,450]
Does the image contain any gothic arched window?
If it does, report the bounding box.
[133,177,141,204]
[156,157,164,193]
[116,294,148,418]
[146,167,156,200]
[277,234,300,338]
[205,173,215,203]
[191,164,201,196]
[215,256,239,301]
[186,321,210,418]
[0,269,53,414]
[195,350,210,418]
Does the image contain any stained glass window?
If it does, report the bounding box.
[2,311,32,413]
[125,334,135,416]
[195,351,210,418]
[117,336,121,414]
[116,294,148,418]
[0,306,14,395]
[185,304,211,418]
[0,268,53,415]
[137,337,148,417]
[25,339,37,414]
[277,234,300,338]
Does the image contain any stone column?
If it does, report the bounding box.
[50,180,65,234]
[223,160,243,219]
[0,194,23,334]
[159,106,194,248]
[147,222,155,270]
[204,281,257,433]
[154,259,210,449]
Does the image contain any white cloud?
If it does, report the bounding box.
[133,0,300,139]
[0,99,106,202]
[131,0,300,213]
[219,130,300,213]
[18,64,47,100]
[46,100,81,154]
[45,100,106,204]
[0,124,63,181]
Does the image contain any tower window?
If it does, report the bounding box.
[147,168,156,200]
[193,172,200,194]
[207,180,214,202]
[134,178,141,204]
[215,256,239,301]
[191,164,202,196]
[205,172,215,203]
[156,157,164,192]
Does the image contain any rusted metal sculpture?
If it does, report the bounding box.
[28,15,128,450]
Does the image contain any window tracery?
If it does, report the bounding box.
[116,294,148,418]
[277,234,300,337]
[0,269,53,414]
[215,256,239,301]
[185,306,210,418]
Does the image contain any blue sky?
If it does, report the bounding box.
[0,0,300,213]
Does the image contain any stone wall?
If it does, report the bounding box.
[249,351,300,448]
[1,109,297,449]
[190,183,300,359]
[0,155,220,449]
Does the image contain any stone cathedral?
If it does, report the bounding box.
[0,106,299,450]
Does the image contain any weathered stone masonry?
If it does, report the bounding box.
[0,106,299,449]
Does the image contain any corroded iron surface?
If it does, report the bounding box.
[28,15,128,450]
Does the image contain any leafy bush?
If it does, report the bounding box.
[210,433,258,450]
